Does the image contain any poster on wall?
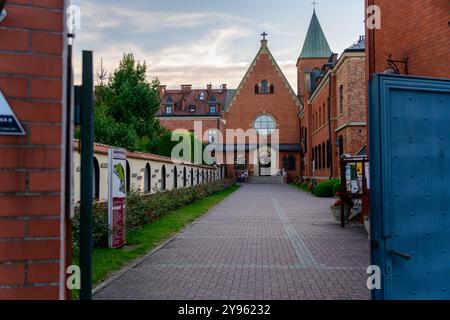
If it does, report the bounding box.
[108,148,127,249]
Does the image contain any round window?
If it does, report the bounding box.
[254,114,276,136]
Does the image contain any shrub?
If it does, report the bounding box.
[332,180,342,197]
[313,179,340,198]
[72,179,235,254]
[72,202,109,257]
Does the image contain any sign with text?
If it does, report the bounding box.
[108,148,127,248]
[0,90,25,135]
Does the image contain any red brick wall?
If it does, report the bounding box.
[366,0,450,78]
[309,76,336,179]
[335,54,367,161]
[296,57,329,98]
[224,51,301,144]
[300,53,367,180]
[159,118,221,143]
[223,48,302,180]
[0,0,66,300]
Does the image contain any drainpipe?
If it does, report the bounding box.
[327,73,333,179]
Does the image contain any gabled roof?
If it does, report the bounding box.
[299,11,332,59]
[157,88,228,116]
[225,39,303,112]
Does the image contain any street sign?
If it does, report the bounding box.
[108,148,127,248]
[0,90,25,135]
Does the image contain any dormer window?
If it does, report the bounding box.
[189,105,196,113]
[209,104,216,114]
[199,91,205,101]
[165,106,173,114]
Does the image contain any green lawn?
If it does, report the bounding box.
[73,184,239,299]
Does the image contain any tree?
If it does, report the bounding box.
[93,53,164,153]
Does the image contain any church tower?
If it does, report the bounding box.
[296,10,332,101]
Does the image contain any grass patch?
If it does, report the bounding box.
[72,184,239,299]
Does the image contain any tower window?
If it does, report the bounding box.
[255,84,259,94]
[270,84,274,94]
[261,80,268,94]
[339,85,344,114]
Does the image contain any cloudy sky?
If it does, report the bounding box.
[72,0,365,89]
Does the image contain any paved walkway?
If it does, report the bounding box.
[94,184,370,300]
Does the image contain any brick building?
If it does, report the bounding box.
[0,0,69,299]
[158,35,303,182]
[365,0,450,80]
[365,0,450,147]
[298,12,367,181]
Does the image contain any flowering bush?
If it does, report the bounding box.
[72,179,235,252]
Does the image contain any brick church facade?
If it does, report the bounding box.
[157,36,303,182]
[158,11,368,183]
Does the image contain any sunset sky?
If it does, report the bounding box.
[72,0,365,89]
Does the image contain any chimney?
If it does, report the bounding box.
[221,84,227,91]
[158,85,166,99]
[207,83,212,91]
[181,84,192,92]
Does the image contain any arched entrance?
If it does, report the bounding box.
[126,160,131,192]
[93,157,100,200]
[161,165,166,191]
[173,166,178,189]
[144,163,151,193]
[259,148,272,176]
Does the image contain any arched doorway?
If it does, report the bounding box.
[144,163,151,193]
[196,169,200,184]
[259,149,272,176]
[93,157,100,200]
[173,166,178,189]
[183,167,187,187]
[190,168,194,186]
[126,160,131,192]
[161,165,166,191]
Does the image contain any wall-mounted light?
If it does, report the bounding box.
[0,1,7,24]
[384,54,409,75]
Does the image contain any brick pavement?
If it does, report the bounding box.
[94,184,370,300]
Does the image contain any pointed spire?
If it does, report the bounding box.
[299,11,332,59]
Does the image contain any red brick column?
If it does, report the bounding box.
[0,0,67,300]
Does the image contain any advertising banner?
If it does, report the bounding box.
[108,148,127,248]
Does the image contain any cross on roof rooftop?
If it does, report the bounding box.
[261,31,268,40]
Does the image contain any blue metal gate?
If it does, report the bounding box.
[369,74,450,300]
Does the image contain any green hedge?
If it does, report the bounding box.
[72,179,235,255]
[313,179,340,198]
[332,180,341,196]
